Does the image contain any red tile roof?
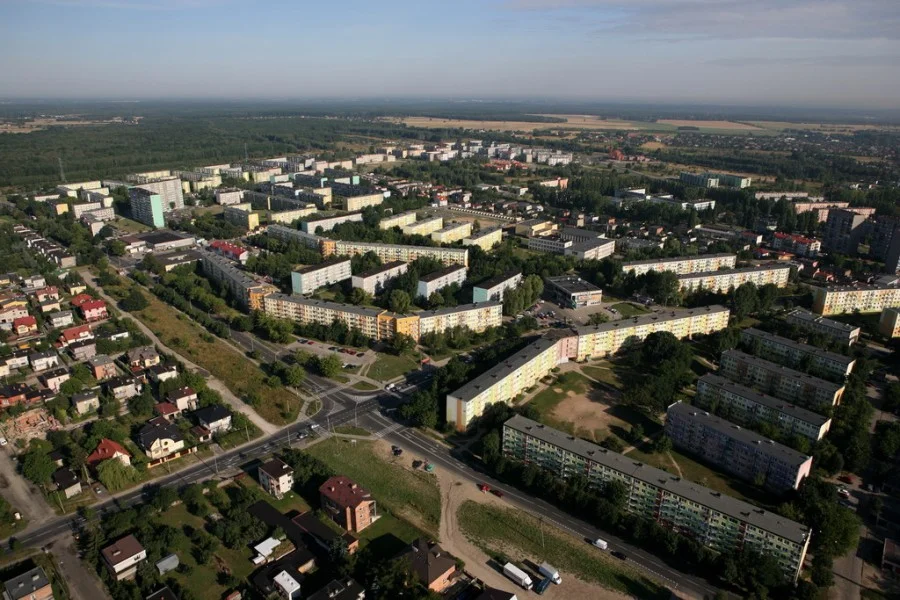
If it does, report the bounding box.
[61,324,92,342]
[210,240,247,258]
[80,299,107,312]
[13,315,36,328]
[319,476,372,509]
[87,438,131,466]
[69,293,94,307]
[154,402,179,416]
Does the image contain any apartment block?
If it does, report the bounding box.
[379,211,418,230]
[447,336,567,429]
[771,233,821,257]
[515,219,557,237]
[665,402,813,492]
[322,239,468,267]
[268,207,317,224]
[418,302,502,337]
[223,204,260,230]
[785,308,860,346]
[417,265,467,298]
[198,248,277,311]
[503,415,810,581]
[792,201,850,223]
[679,172,719,188]
[695,374,832,442]
[264,293,384,340]
[266,224,324,250]
[129,188,165,228]
[527,235,573,254]
[568,238,616,260]
[339,192,384,211]
[215,188,243,205]
[544,276,602,308]
[575,305,731,360]
[740,328,855,380]
[622,254,738,277]
[879,307,900,338]
[472,272,522,303]
[351,261,408,295]
[462,227,503,251]
[432,222,472,244]
[129,175,184,211]
[402,216,444,236]
[291,259,352,295]
[71,201,103,219]
[300,212,364,233]
[677,265,791,293]
[719,350,844,411]
[811,283,900,316]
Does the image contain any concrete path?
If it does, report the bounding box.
[80,269,279,436]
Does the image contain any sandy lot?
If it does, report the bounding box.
[657,119,763,131]
[550,387,626,441]
[0,117,123,134]
[385,114,645,132]
[639,141,667,150]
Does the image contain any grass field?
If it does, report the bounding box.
[112,217,150,233]
[307,438,441,535]
[610,302,650,318]
[111,278,301,425]
[529,372,592,415]
[334,425,370,436]
[366,353,418,382]
[350,380,378,391]
[458,501,668,599]
[580,364,623,389]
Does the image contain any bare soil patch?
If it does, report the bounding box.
[549,387,626,441]
[658,119,763,130]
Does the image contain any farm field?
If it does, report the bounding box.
[657,119,763,131]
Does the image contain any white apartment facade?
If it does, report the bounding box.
[291,260,352,295]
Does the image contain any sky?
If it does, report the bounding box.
[1,0,899,109]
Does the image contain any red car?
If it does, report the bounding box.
[306,340,315,345]
[838,475,854,485]
[478,483,490,492]
[490,489,504,498]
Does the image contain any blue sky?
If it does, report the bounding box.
[2,0,899,108]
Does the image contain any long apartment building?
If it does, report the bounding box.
[447,306,731,430]
[266,224,324,250]
[622,253,737,277]
[432,221,472,244]
[418,302,502,338]
[677,265,791,293]
[321,239,469,267]
[695,374,832,442]
[379,211,418,230]
[351,261,408,295]
[502,415,810,582]
[300,212,364,233]
[575,305,731,360]
[472,272,522,303]
[402,216,444,236]
[291,259,352,295]
[811,283,900,316]
[417,265,467,298]
[785,308,860,346]
[339,192,384,211]
[198,248,277,311]
[740,328,855,380]
[665,402,813,493]
[462,227,503,251]
[719,349,844,411]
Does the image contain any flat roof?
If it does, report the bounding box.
[135,230,194,245]
[304,211,363,223]
[332,239,468,256]
[721,350,843,393]
[419,264,467,282]
[266,293,386,318]
[622,253,736,267]
[418,301,501,319]
[698,374,830,426]
[785,308,860,333]
[668,402,811,468]
[293,258,351,275]
[504,415,810,544]
[355,261,407,279]
[198,248,271,290]
[475,271,522,291]
[574,305,730,336]
[154,250,201,266]
[448,336,557,402]
[544,275,601,295]
[677,264,791,279]
[741,328,855,367]
[435,221,470,232]
[466,226,502,239]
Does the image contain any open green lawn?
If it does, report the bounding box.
[366,353,418,382]
[307,438,440,536]
[118,279,300,425]
[610,302,650,318]
[237,477,311,514]
[458,501,668,599]
[334,425,370,436]
[529,371,591,415]
[350,380,378,391]
[112,217,150,233]
[581,364,623,389]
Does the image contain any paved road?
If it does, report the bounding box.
[364,413,723,599]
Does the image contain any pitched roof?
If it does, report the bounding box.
[138,419,183,448]
[87,438,131,465]
[401,538,457,587]
[102,534,145,566]
[153,402,180,416]
[80,299,107,311]
[52,468,80,489]
[194,405,231,425]
[259,458,293,479]
[3,567,50,600]
[319,476,372,509]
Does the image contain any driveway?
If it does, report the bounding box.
[46,537,111,600]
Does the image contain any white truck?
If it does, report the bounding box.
[592,538,609,551]
[538,562,562,584]
[503,562,534,590]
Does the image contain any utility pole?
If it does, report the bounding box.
[245,422,250,442]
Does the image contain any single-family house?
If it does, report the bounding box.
[307,578,366,600]
[21,275,46,289]
[0,305,29,325]
[65,282,87,296]
[101,534,147,581]
[79,299,107,322]
[153,402,180,422]
[33,286,60,303]
[89,355,118,381]
[40,367,70,393]
[401,538,458,593]
[68,293,94,309]
[259,458,294,499]
[194,405,232,434]
[127,346,159,370]
[52,468,82,499]
[166,387,198,412]
[0,383,28,408]
[68,339,97,361]
[12,316,37,336]
[137,417,185,460]
[4,350,30,370]
[48,309,74,329]
[148,364,178,383]
[319,476,378,533]
[2,566,53,600]
[29,351,60,372]
[39,299,61,314]
[273,570,301,600]
[71,389,100,415]
[146,587,179,600]
[59,324,93,347]
[87,438,131,468]
[107,376,141,400]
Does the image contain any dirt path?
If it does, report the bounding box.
[434,468,631,600]
[80,269,279,436]
[0,450,55,527]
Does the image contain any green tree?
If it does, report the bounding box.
[732,282,759,319]
[284,365,306,387]
[317,353,343,378]
[21,449,55,486]
[349,287,372,306]
[120,288,150,312]
[96,459,137,492]
[390,333,416,355]
[389,289,412,314]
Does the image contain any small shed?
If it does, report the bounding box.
[155,553,180,575]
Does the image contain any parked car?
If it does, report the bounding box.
[356,352,365,357]
[306,340,315,345]
[838,474,855,484]
[490,489,504,498]
[479,483,490,492]
[611,551,627,561]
